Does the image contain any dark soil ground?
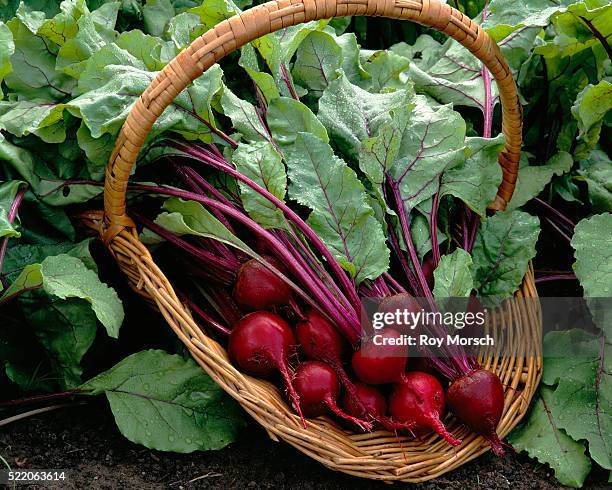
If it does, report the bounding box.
[1,401,609,490]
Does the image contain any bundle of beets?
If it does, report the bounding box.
[126,135,509,457]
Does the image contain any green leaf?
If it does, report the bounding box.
[3,239,97,281]
[285,133,389,283]
[189,0,241,31]
[508,151,573,210]
[38,0,91,47]
[542,329,612,472]
[251,21,329,80]
[485,0,580,30]
[39,254,124,338]
[219,85,269,143]
[0,101,68,144]
[20,292,97,389]
[433,248,474,298]
[509,386,592,488]
[238,44,280,105]
[72,59,222,177]
[394,25,539,110]
[365,97,467,212]
[143,197,254,256]
[4,17,75,101]
[472,209,540,301]
[0,263,42,300]
[0,21,14,99]
[166,12,203,50]
[292,30,342,97]
[266,96,328,148]
[81,349,245,452]
[143,0,174,36]
[56,2,120,78]
[0,179,25,240]
[232,141,286,228]
[317,72,411,160]
[534,2,612,60]
[360,49,410,92]
[410,213,433,260]
[571,81,612,159]
[578,151,612,213]
[441,135,505,216]
[572,213,612,297]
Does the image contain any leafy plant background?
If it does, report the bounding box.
[0,0,609,487]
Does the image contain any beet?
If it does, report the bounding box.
[377,293,422,333]
[293,361,372,431]
[341,382,386,420]
[233,257,291,310]
[351,329,408,385]
[296,309,369,415]
[389,371,461,446]
[340,382,416,433]
[228,311,304,425]
[446,368,507,456]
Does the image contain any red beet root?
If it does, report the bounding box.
[352,329,408,385]
[389,371,461,446]
[341,382,416,433]
[377,293,422,333]
[228,311,305,426]
[233,257,292,310]
[447,368,507,456]
[293,361,373,431]
[296,309,369,414]
[341,382,386,420]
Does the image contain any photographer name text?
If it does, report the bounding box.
[372,333,495,347]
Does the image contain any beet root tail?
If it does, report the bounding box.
[428,416,462,446]
[487,432,513,457]
[330,361,371,418]
[279,364,307,429]
[377,416,416,436]
[326,398,373,432]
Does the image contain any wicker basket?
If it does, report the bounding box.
[95,0,542,482]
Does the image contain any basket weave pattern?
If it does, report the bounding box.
[98,0,542,482]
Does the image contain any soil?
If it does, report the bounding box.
[1,402,609,490]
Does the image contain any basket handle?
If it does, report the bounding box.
[102,0,522,244]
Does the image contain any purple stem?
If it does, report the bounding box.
[542,216,572,243]
[206,143,225,160]
[461,208,470,250]
[383,272,407,294]
[533,197,575,229]
[275,229,352,314]
[387,182,471,375]
[174,164,239,234]
[430,183,442,266]
[275,231,354,322]
[467,210,480,253]
[132,212,239,277]
[481,1,493,139]
[181,294,232,336]
[388,225,420,295]
[0,186,27,275]
[280,64,299,101]
[171,141,362,312]
[373,276,392,296]
[535,273,577,284]
[128,183,360,344]
[0,284,43,307]
[388,178,434,304]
